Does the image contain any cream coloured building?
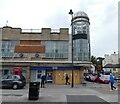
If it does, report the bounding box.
[102,52,120,74]
[1,11,92,84]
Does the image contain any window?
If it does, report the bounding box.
[113,68,116,71]
[83,26,86,29]
[77,31,82,34]
[43,41,68,58]
[2,40,20,57]
[2,49,4,52]
[13,75,20,80]
[73,39,90,61]
[8,75,12,79]
[3,75,12,79]
[38,70,41,73]
[37,70,42,79]
[2,75,8,79]
[37,74,41,79]
[83,31,86,34]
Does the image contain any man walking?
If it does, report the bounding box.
[41,74,46,88]
[65,74,70,85]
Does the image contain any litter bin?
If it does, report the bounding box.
[29,82,40,100]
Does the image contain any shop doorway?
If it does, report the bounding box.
[46,70,53,83]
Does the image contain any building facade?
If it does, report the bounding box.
[1,11,91,84]
[102,52,120,75]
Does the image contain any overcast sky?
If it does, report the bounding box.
[0,0,119,57]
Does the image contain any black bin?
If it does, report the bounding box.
[29,82,40,100]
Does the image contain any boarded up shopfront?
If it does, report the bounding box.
[53,69,81,84]
[53,66,81,84]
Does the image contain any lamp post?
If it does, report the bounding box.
[69,9,74,88]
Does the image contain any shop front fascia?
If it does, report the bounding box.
[1,60,92,84]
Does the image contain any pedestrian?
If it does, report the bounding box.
[41,74,46,88]
[109,73,117,91]
[65,74,70,85]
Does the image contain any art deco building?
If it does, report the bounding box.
[1,11,91,84]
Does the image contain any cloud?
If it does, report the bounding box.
[85,0,118,57]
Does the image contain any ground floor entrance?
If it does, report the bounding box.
[30,66,84,84]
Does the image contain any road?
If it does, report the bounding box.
[1,82,119,103]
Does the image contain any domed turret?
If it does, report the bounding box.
[72,11,89,23]
[73,11,88,18]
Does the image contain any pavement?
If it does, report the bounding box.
[1,82,119,104]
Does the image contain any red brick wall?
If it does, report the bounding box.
[15,46,45,53]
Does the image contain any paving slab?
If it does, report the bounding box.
[1,82,119,103]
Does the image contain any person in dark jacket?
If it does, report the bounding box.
[65,74,70,85]
[109,73,117,91]
[41,74,46,88]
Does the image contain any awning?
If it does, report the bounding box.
[57,66,80,70]
[30,66,81,70]
[30,66,52,70]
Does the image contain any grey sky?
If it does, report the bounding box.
[0,0,119,57]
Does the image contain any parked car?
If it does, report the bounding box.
[114,75,120,80]
[0,74,26,89]
[89,75,96,82]
[95,74,110,84]
[84,73,96,82]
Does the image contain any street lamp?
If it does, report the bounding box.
[69,9,74,88]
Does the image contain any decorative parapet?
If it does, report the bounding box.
[2,26,69,40]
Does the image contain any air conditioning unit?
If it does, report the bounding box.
[19,53,24,58]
